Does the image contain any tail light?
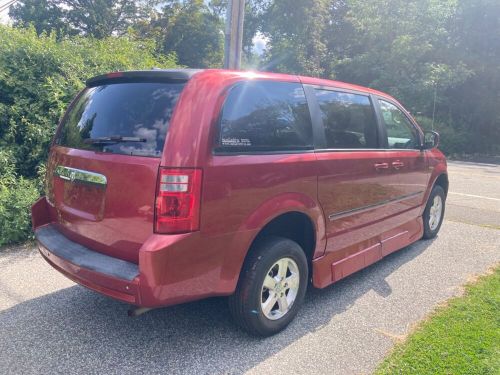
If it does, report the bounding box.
[155,168,203,234]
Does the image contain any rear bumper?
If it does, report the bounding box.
[32,196,254,308]
[35,224,141,304]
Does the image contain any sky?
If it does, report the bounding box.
[252,32,268,55]
[0,0,14,24]
[0,8,10,24]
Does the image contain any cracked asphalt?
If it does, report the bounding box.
[1,160,499,374]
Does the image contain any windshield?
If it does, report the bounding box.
[56,82,185,157]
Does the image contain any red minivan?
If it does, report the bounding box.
[32,69,447,336]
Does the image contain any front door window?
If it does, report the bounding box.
[378,100,419,149]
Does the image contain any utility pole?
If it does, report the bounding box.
[224,0,245,70]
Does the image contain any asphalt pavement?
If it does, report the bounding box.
[1,160,499,374]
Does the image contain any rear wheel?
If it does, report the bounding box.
[422,185,446,239]
[228,236,308,337]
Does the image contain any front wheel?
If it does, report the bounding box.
[422,185,446,239]
[228,236,308,337]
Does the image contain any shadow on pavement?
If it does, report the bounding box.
[0,239,433,374]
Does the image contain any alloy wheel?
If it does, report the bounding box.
[429,195,443,231]
[260,257,300,320]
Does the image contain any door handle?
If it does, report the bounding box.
[374,162,389,171]
[392,161,405,170]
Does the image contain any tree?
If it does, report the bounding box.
[12,0,225,67]
[9,0,69,35]
[10,0,152,38]
[442,0,500,153]
[162,0,224,68]
[258,0,332,77]
[334,0,464,108]
[132,0,226,68]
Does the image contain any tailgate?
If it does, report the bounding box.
[46,79,186,263]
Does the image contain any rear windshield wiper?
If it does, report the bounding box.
[84,136,147,145]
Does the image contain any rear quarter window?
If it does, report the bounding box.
[314,89,379,149]
[56,82,185,157]
[216,81,313,152]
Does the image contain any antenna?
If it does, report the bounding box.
[431,85,437,131]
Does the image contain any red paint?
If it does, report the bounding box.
[32,69,447,307]
[106,71,124,79]
[39,242,140,304]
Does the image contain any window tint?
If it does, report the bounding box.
[217,81,313,152]
[56,82,185,157]
[315,90,379,149]
[378,100,420,149]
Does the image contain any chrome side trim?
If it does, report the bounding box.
[54,166,107,188]
[328,191,424,221]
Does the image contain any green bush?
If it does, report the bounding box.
[0,176,39,247]
[415,116,481,156]
[0,25,178,178]
[0,25,178,246]
[0,151,39,246]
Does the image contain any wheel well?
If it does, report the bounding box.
[249,212,316,269]
[434,173,449,197]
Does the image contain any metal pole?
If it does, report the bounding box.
[224,0,245,69]
[431,84,437,131]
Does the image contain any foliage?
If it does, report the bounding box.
[162,0,224,68]
[0,25,177,178]
[0,150,39,247]
[132,0,225,68]
[10,0,156,38]
[376,267,500,374]
[8,0,69,36]
[12,0,225,68]
[442,0,500,155]
[260,0,331,76]
[415,116,475,156]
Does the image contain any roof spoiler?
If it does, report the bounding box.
[86,69,203,87]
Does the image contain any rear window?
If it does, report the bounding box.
[56,82,185,157]
[216,81,313,152]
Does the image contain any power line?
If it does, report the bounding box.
[0,0,19,14]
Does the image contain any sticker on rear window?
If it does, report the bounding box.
[222,137,252,147]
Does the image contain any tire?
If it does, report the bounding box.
[228,236,308,337]
[422,185,446,239]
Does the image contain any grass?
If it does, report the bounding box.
[376,266,500,375]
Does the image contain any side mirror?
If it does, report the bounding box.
[423,131,440,149]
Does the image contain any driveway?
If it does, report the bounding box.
[1,161,499,374]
